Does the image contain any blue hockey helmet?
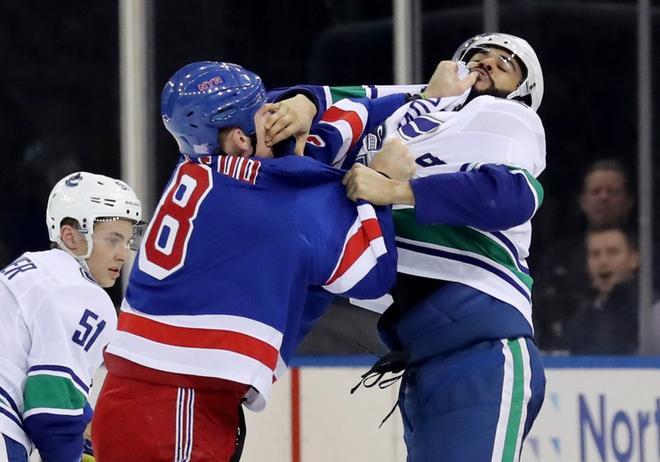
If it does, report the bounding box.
[161,61,267,157]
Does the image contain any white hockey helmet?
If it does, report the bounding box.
[46,172,142,259]
[452,33,544,111]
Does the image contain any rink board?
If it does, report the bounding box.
[241,356,660,462]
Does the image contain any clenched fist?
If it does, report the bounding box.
[368,138,416,181]
[342,139,416,207]
[424,61,478,99]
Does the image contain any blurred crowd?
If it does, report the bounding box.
[532,159,658,355]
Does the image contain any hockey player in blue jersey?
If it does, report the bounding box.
[275,33,548,462]
[92,62,416,461]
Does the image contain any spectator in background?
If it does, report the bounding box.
[533,159,635,351]
[579,159,635,228]
[563,226,640,354]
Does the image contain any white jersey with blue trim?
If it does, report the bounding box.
[361,95,546,328]
[276,84,546,326]
[0,249,116,458]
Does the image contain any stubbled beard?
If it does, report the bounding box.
[465,84,511,106]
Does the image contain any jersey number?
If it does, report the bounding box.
[72,309,106,352]
[140,162,212,279]
[415,153,446,167]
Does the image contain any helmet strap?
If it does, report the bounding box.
[55,233,94,277]
[507,88,523,101]
[506,78,531,105]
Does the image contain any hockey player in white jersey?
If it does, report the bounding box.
[0,172,141,462]
[336,33,547,462]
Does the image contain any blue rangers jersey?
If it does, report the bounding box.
[0,249,116,461]
[268,89,408,169]
[284,85,546,333]
[105,154,396,411]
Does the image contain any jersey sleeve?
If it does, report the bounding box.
[411,164,544,231]
[304,94,407,168]
[460,96,547,176]
[22,284,117,462]
[318,201,397,300]
[267,84,425,129]
[268,84,426,114]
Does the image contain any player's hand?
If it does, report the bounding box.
[343,163,415,206]
[368,139,416,181]
[423,61,478,98]
[263,94,318,155]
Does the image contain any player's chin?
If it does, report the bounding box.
[101,271,121,288]
[473,80,493,92]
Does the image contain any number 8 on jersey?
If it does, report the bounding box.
[140,162,212,279]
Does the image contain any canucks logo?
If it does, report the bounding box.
[365,133,379,152]
[354,151,368,166]
[65,173,83,187]
[398,115,442,141]
[355,123,386,167]
[365,123,386,152]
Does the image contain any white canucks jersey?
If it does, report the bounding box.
[361,95,546,327]
[372,94,545,176]
[0,249,117,458]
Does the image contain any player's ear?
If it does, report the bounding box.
[221,128,251,157]
[231,128,250,150]
[60,224,83,251]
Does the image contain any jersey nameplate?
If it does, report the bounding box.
[1,256,37,280]
[217,155,261,185]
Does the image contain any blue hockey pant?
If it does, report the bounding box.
[398,337,545,462]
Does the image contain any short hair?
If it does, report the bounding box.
[50,217,81,249]
[582,159,631,192]
[218,126,238,154]
[586,224,638,250]
[60,217,80,229]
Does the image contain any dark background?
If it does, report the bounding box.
[1,0,657,352]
